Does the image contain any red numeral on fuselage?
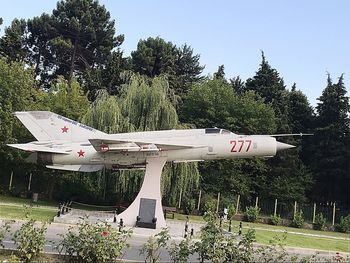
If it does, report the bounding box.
[230,140,252,152]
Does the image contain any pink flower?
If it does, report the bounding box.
[101,231,109,236]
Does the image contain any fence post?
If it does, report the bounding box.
[28,173,32,191]
[255,196,259,209]
[235,195,240,215]
[216,192,220,213]
[332,202,336,226]
[178,188,182,209]
[197,190,202,211]
[312,203,316,223]
[293,201,297,219]
[9,171,13,191]
[274,198,278,217]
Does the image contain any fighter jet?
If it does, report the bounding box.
[8,111,295,172]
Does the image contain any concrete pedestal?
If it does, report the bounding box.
[116,157,167,228]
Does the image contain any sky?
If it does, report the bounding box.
[1,0,349,106]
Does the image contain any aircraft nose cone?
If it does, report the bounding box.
[276,141,295,151]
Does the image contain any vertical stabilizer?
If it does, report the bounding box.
[14,111,106,141]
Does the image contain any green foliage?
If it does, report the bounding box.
[335,215,350,233]
[291,210,304,228]
[244,206,260,222]
[0,221,11,249]
[313,213,326,231]
[131,38,203,96]
[139,228,171,263]
[0,59,42,171]
[81,75,200,205]
[203,198,217,214]
[227,203,236,219]
[195,210,256,263]
[167,237,194,263]
[45,76,90,120]
[308,74,350,206]
[183,197,196,215]
[0,19,27,61]
[12,219,47,263]
[269,214,281,225]
[58,220,132,263]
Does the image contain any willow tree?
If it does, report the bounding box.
[82,75,200,205]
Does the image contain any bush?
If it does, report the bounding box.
[168,237,194,263]
[183,197,196,215]
[313,213,326,231]
[0,221,11,249]
[58,220,132,263]
[269,214,281,225]
[227,204,236,219]
[12,219,47,263]
[203,198,217,214]
[335,215,350,233]
[244,206,260,222]
[291,210,304,228]
[139,228,170,263]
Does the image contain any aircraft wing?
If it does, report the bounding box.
[89,138,200,152]
[7,143,71,154]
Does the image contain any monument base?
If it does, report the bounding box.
[116,157,167,228]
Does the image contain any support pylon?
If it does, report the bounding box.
[115,157,167,228]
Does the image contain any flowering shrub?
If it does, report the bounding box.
[58,221,132,263]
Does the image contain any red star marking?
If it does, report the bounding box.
[61,126,69,133]
[77,149,85,157]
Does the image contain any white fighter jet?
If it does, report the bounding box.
[8,111,295,172]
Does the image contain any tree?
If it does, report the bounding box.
[0,59,42,173]
[309,74,350,205]
[181,78,277,200]
[245,53,313,203]
[131,37,204,97]
[50,0,122,86]
[230,75,245,95]
[26,14,57,87]
[0,19,28,61]
[173,44,204,95]
[245,51,289,133]
[0,0,124,93]
[213,65,225,80]
[131,37,176,78]
[288,83,314,133]
[81,75,200,205]
[44,76,90,120]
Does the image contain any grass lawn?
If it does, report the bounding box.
[0,195,58,208]
[172,213,350,253]
[0,205,57,222]
[0,195,58,222]
[250,228,350,253]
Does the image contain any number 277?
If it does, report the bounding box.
[230,140,252,152]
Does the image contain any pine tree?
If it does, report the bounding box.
[245,53,313,202]
[310,74,350,205]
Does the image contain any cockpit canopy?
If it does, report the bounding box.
[205,128,232,135]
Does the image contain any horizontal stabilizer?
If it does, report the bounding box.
[46,164,104,172]
[7,143,70,154]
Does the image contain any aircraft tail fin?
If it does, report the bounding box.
[14,111,106,141]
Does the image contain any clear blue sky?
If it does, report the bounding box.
[1,0,349,106]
